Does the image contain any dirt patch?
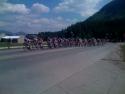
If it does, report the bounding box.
[102,44,125,70]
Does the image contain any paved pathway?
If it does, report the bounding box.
[0,43,124,94]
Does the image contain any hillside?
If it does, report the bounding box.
[0,30,13,35]
[64,0,125,41]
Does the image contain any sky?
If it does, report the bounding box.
[0,0,112,33]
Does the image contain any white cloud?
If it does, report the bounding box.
[22,17,70,32]
[32,3,50,14]
[54,0,102,17]
[0,1,50,15]
[0,2,29,14]
[0,0,7,4]
[0,21,8,27]
[3,15,71,33]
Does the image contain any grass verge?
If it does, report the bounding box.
[0,42,23,47]
[0,42,23,49]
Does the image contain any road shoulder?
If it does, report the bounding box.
[41,44,125,94]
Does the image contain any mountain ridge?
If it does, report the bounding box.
[63,0,125,41]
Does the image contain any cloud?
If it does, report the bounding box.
[0,1,50,15]
[0,0,7,4]
[0,1,54,33]
[0,1,29,14]
[0,0,112,33]
[0,3,30,14]
[2,15,71,33]
[20,17,70,32]
[0,21,8,27]
[31,3,50,14]
[54,0,102,17]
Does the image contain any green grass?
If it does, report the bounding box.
[0,42,8,47]
[0,42,23,48]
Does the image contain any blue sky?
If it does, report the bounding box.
[0,0,111,33]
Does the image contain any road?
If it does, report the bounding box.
[0,43,125,94]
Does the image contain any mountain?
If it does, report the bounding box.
[0,30,13,35]
[64,0,125,41]
[88,0,125,21]
[0,30,26,36]
[15,32,26,35]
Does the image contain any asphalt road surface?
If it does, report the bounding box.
[0,43,125,94]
